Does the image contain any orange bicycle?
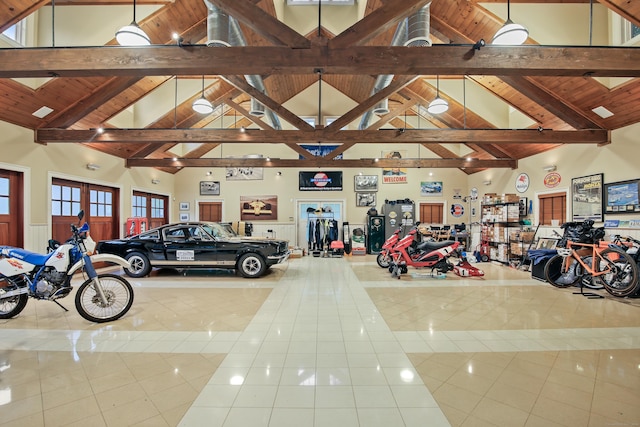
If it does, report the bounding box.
[544,238,639,297]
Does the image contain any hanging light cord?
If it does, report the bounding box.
[318,0,322,37]
[51,0,55,47]
[133,0,138,23]
[174,76,178,128]
[463,76,467,129]
[318,72,322,126]
[589,0,593,46]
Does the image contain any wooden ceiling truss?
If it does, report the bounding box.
[0,0,638,172]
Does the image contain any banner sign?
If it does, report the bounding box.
[299,171,343,191]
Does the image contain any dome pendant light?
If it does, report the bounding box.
[491,0,529,45]
[192,76,214,115]
[116,0,151,46]
[427,75,449,115]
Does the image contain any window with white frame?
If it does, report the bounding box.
[621,18,640,45]
[52,184,81,216]
[287,0,355,5]
[0,177,9,215]
[151,197,165,219]
[302,116,316,127]
[324,116,348,130]
[1,20,26,46]
[132,195,147,217]
[90,190,113,217]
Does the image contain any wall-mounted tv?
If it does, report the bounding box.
[604,179,640,214]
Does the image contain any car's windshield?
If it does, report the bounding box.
[201,222,238,239]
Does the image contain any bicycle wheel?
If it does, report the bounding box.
[544,254,581,288]
[75,274,134,323]
[597,248,640,297]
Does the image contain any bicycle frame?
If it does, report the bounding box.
[558,240,616,278]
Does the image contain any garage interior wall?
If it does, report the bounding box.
[2,118,640,250]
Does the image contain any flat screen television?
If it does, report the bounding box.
[604,179,640,214]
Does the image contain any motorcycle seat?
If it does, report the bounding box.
[1,247,54,266]
[416,240,457,252]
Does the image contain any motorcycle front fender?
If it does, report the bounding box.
[68,253,131,275]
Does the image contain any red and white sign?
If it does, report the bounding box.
[311,172,330,187]
[451,204,464,218]
[544,172,561,188]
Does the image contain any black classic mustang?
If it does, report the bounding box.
[95,222,290,278]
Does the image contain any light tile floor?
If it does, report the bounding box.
[0,256,639,426]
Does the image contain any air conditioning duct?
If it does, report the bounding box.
[203,1,282,129]
[373,99,389,115]
[250,97,265,117]
[204,1,230,47]
[404,2,431,47]
[359,3,432,129]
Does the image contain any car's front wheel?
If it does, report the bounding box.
[124,252,152,278]
[237,253,267,278]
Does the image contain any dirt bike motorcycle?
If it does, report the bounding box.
[388,227,461,279]
[0,211,134,323]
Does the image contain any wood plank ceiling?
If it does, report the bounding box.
[0,0,639,174]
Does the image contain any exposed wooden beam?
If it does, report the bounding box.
[329,0,432,48]
[0,0,47,33]
[45,76,146,128]
[46,0,173,4]
[36,128,610,144]
[496,75,602,129]
[325,76,418,133]
[206,0,310,48]
[225,98,273,130]
[222,75,315,130]
[2,45,639,78]
[597,0,640,27]
[125,157,518,169]
[285,143,315,159]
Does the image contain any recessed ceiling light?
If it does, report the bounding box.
[592,106,614,119]
[32,106,53,118]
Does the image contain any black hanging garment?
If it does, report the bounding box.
[308,219,315,251]
[315,220,321,250]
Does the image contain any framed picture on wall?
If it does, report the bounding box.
[354,175,378,192]
[356,192,376,207]
[179,202,189,211]
[200,181,220,196]
[179,213,189,221]
[603,179,640,214]
[571,173,603,222]
[240,195,278,221]
[519,197,528,216]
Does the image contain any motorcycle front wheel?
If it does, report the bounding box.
[376,251,392,268]
[75,274,134,323]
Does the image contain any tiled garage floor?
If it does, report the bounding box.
[0,256,638,426]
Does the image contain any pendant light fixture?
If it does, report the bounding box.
[491,0,528,45]
[427,75,449,115]
[192,76,214,115]
[115,0,151,46]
